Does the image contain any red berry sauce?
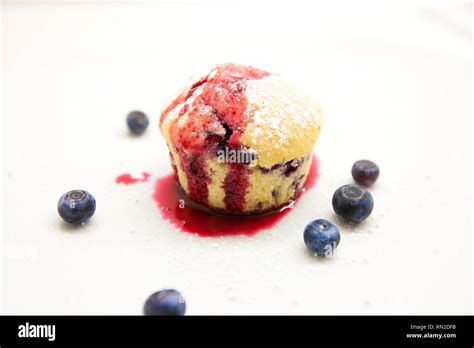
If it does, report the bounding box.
[159,64,270,214]
[115,172,151,185]
[152,155,319,237]
[223,163,250,213]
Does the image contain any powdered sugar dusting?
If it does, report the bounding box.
[241,75,322,167]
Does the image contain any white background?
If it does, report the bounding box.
[1,0,472,314]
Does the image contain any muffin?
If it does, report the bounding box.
[160,63,322,215]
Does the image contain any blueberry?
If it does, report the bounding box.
[332,184,373,223]
[303,219,340,256]
[352,160,379,186]
[57,190,96,224]
[143,289,186,316]
[127,111,149,135]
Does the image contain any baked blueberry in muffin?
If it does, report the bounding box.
[160,63,322,215]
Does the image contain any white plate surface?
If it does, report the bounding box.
[2,1,472,314]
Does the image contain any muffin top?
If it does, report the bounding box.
[160,63,322,168]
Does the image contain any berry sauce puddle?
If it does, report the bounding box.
[116,172,151,185]
[151,155,319,237]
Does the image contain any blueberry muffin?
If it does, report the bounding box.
[160,63,322,215]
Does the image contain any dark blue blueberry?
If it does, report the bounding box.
[127,111,149,135]
[303,219,340,256]
[57,190,96,224]
[143,289,186,316]
[352,160,379,186]
[332,184,374,223]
